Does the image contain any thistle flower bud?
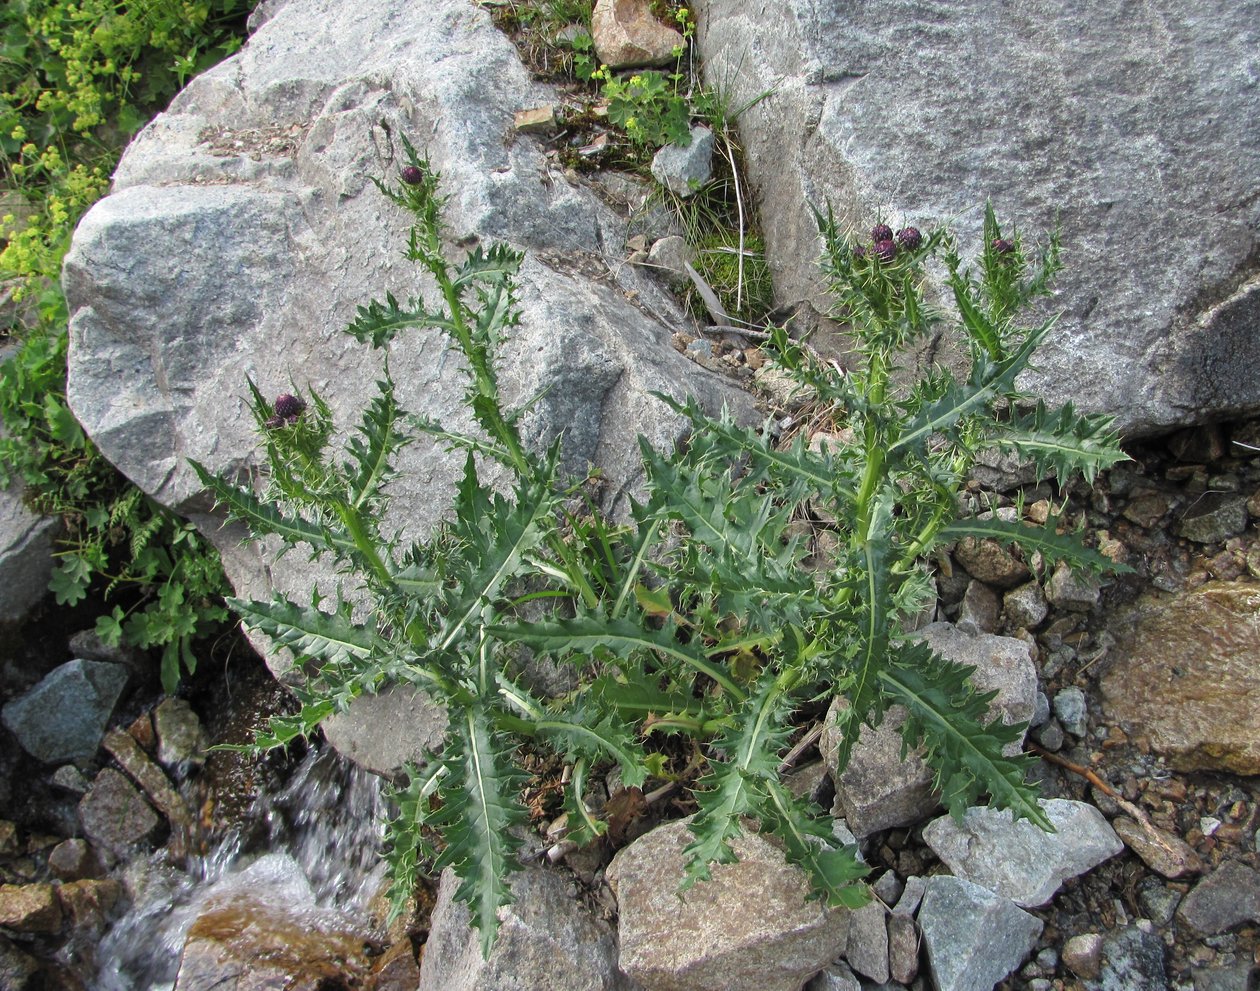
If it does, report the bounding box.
[896,226,922,251]
[400,165,425,185]
[873,238,897,262]
[992,237,1015,255]
[871,223,894,243]
[273,394,306,419]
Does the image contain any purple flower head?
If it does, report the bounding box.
[400,165,425,185]
[991,237,1015,255]
[271,394,307,427]
[896,226,922,251]
[870,223,894,243]
[874,238,897,262]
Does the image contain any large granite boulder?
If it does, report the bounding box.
[695,0,1260,434]
[63,0,750,767]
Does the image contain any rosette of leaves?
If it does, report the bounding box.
[196,139,1127,957]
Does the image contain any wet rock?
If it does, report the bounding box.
[917,876,1042,991]
[1096,924,1167,991]
[1003,581,1048,630]
[47,839,105,882]
[1101,582,1260,774]
[154,698,210,771]
[1,659,129,763]
[78,768,159,860]
[650,126,714,197]
[1053,686,1089,738]
[954,538,1030,589]
[606,818,848,991]
[805,962,861,991]
[370,940,422,991]
[0,882,63,934]
[420,865,634,991]
[821,624,1036,837]
[0,934,41,991]
[1176,860,1260,936]
[56,879,123,938]
[592,0,684,68]
[174,895,374,991]
[1111,816,1204,879]
[1062,932,1103,981]
[694,0,1260,435]
[922,799,1122,908]
[1176,492,1250,543]
[0,483,59,624]
[844,900,889,983]
[1045,561,1101,612]
[51,764,92,795]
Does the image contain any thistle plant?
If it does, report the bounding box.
[195,141,1127,957]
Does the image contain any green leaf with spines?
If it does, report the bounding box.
[762,777,870,908]
[879,642,1049,829]
[226,595,377,671]
[384,761,448,921]
[939,514,1128,575]
[345,375,410,511]
[987,400,1127,486]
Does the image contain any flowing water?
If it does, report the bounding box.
[91,745,388,990]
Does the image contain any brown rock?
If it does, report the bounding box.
[1122,490,1172,528]
[175,896,373,991]
[1111,816,1203,879]
[103,728,193,833]
[592,0,684,69]
[1101,582,1260,774]
[0,883,63,934]
[887,911,919,985]
[513,105,557,132]
[954,537,1030,589]
[56,879,123,938]
[1062,932,1103,980]
[47,839,105,882]
[369,940,421,991]
[606,818,850,991]
[78,767,159,859]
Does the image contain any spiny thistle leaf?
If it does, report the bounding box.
[344,292,453,349]
[431,706,527,958]
[879,642,1049,829]
[345,376,410,511]
[533,708,648,789]
[988,400,1127,485]
[762,777,870,908]
[939,514,1128,575]
[384,761,447,921]
[226,595,376,671]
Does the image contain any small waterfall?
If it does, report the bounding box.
[93,745,388,991]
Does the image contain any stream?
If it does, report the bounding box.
[91,744,387,990]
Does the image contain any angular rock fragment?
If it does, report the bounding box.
[1101,582,1260,774]
[650,126,715,197]
[1176,860,1260,936]
[78,768,159,860]
[805,962,861,991]
[592,0,684,68]
[419,866,634,991]
[0,483,58,624]
[844,900,889,983]
[0,883,63,934]
[918,876,1042,991]
[1,659,129,763]
[1111,816,1203,879]
[606,819,849,991]
[1096,924,1168,991]
[922,799,1122,907]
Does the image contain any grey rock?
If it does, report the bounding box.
[1045,562,1101,613]
[918,876,1042,991]
[47,838,105,882]
[695,0,1260,435]
[922,799,1123,908]
[606,818,849,991]
[1177,492,1250,543]
[0,483,58,624]
[956,579,999,635]
[321,685,447,778]
[1004,582,1049,631]
[651,126,715,197]
[871,870,903,907]
[805,962,861,991]
[51,764,93,795]
[78,768,159,860]
[63,0,751,771]
[1062,933,1103,982]
[1095,924,1167,991]
[1177,860,1260,936]
[845,900,889,983]
[1,659,129,763]
[1193,963,1259,991]
[154,698,210,770]
[1032,720,1065,752]
[1136,879,1182,927]
[0,934,41,991]
[1030,690,1050,729]
[887,911,919,985]
[821,623,1036,837]
[419,865,634,991]
[647,235,693,287]
[894,876,927,917]
[1053,686,1089,738]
